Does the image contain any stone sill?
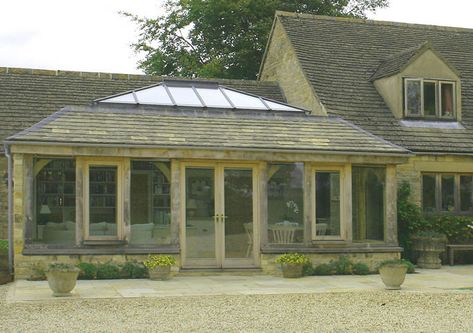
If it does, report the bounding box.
[261,245,402,254]
[22,245,180,256]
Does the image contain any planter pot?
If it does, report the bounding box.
[280,263,304,278]
[412,234,447,269]
[149,266,172,281]
[379,264,408,290]
[46,270,80,297]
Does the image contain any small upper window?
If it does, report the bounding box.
[404,79,455,119]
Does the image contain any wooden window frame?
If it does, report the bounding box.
[311,165,346,241]
[83,159,124,241]
[404,78,456,119]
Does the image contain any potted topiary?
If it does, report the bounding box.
[411,231,447,269]
[143,255,176,281]
[46,262,80,297]
[378,259,412,290]
[275,253,310,278]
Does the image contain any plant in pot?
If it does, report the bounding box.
[411,230,447,269]
[378,259,412,290]
[275,253,310,278]
[46,262,80,297]
[143,255,176,281]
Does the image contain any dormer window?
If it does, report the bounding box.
[404,78,455,119]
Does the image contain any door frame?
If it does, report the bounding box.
[180,161,260,269]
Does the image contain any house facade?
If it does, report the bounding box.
[3,12,473,278]
[260,12,473,216]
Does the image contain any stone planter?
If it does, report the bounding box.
[46,269,80,297]
[280,263,304,278]
[149,265,172,281]
[379,264,408,290]
[412,233,447,269]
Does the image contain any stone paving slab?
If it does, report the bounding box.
[5,265,473,303]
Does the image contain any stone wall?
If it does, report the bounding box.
[14,254,181,280]
[0,156,7,239]
[261,252,400,276]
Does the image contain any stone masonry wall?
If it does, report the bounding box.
[261,252,399,276]
[0,156,7,239]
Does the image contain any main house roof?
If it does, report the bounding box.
[268,12,473,154]
[7,104,408,155]
[0,67,285,152]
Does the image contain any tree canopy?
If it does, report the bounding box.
[126,0,389,80]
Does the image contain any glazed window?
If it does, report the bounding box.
[313,169,342,240]
[130,160,171,246]
[422,173,473,213]
[352,166,385,242]
[404,79,455,119]
[267,163,304,244]
[33,158,76,245]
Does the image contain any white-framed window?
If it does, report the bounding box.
[312,165,344,241]
[404,78,455,119]
[422,173,473,213]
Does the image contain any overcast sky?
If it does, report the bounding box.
[1,0,472,75]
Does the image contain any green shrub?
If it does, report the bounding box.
[77,262,98,280]
[330,256,353,275]
[302,261,314,276]
[378,259,415,273]
[424,214,473,243]
[352,262,370,275]
[275,253,310,265]
[121,261,148,279]
[143,255,177,269]
[96,262,121,279]
[312,263,334,276]
[0,240,8,254]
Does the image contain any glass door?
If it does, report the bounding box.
[183,163,257,268]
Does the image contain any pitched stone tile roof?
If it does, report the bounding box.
[7,105,408,155]
[370,42,427,81]
[0,67,285,151]
[276,13,473,154]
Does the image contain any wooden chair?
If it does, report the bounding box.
[271,225,296,244]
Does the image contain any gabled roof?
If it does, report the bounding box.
[270,12,473,154]
[0,67,286,152]
[97,79,305,112]
[370,41,460,81]
[7,104,408,155]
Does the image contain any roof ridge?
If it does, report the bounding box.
[275,11,473,33]
[0,66,278,86]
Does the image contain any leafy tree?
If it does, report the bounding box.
[125,0,389,79]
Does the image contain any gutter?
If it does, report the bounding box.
[4,140,412,159]
[3,143,13,276]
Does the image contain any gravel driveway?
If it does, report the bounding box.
[1,284,472,332]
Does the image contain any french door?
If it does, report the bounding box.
[181,162,258,268]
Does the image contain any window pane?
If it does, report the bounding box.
[268,163,304,244]
[196,87,232,108]
[441,83,454,117]
[315,171,340,237]
[441,175,455,211]
[352,167,385,241]
[34,159,76,245]
[422,174,436,212]
[424,82,436,116]
[167,86,202,106]
[135,85,173,105]
[89,166,117,237]
[406,80,421,115]
[130,161,171,245]
[460,176,473,212]
[221,88,267,109]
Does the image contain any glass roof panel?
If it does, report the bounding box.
[264,100,301,111]
[196,87,231,108]
[135,85,173,105]
[167,86,202,106]
[221,88,267,109]
[100,93,136,104]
